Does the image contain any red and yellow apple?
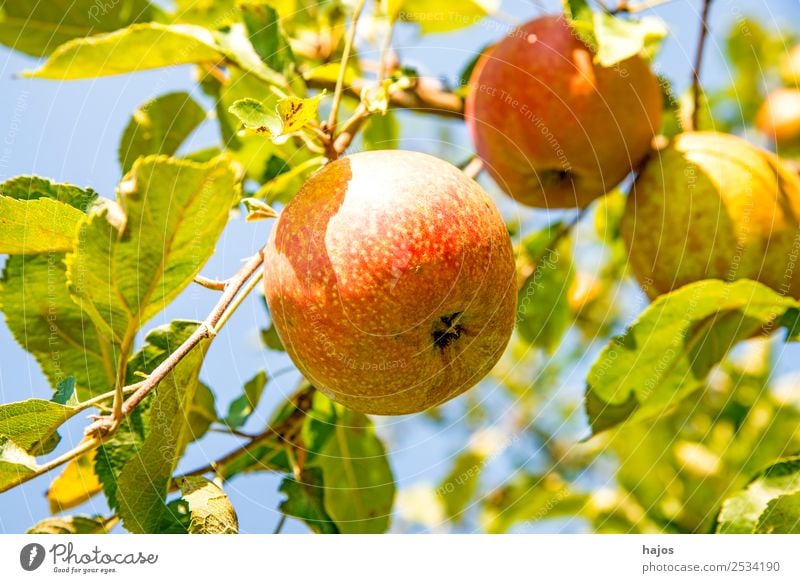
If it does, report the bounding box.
[465,15,663,209]
[263,150,517,415]
[780,44,800,85]
[622,131,800,299]
[756,88,800,145]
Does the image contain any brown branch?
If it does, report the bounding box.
[308,76,464,119]
[690,0,714,132]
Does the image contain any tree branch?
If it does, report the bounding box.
[308,76,464,119]
[326,0,368,140]
[690,0,714,131]
[0,247,268,494]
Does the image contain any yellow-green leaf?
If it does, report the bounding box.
[0,0,164,58]
[0,437,38,491]
[0,398,78,453]
[27,515,112,534]
[399,0,498,34]
[0,196,86,254]
[48,451,103,514]
[66,156,239,344]
[26,23,223,80]
[178,476,239,534]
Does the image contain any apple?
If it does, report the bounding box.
[263,150,517,415]
[621,131,800,299]
[756,88,800,145]
[465,15,663,209]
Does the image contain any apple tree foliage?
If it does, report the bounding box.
[0,0,800,534]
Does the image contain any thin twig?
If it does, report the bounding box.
[273,514,288,534]
[612,0,675,13]
[462,157,484,180]
[194,275,228,291]
[690,0,714,132]
[326,0,368,138]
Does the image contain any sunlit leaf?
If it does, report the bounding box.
[48,451,102,514]
[0,437,38,491]
[400,0,498,34]
[586,280,798,434]
[177,476,239,534]
[0,398,77,453]
[717,456,800,534]
[0,0,164,57]
[66,156,239,344]
[26,24,224,80]
[27,515,112,534]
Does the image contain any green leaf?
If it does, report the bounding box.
[0,398,77,453]
[52,377,79,407]
[756,491,800,534]
[438,451,484,521]
[224,370,268,428]
[229,95,322,137]
[0,437,37,490]
[66,156,238,345]
[177,476,239,534]
[399,0,499,34]
[592,12,666,67]
[717,456,800,534]
[115,322,210,533]
[314,401,395,533]
[516,224,574,353]
[240,2,295,73]
[26,23,224,80]
[119,92,207,174]
[0,177,112,398]
[27,515,111,534]
[362,111,399,150]
[187,382,217,442]
[562,1,666,66]
[586,280,798,435]
[279,467,339,534]
[479,474,588,534]
[260,322,285,351]
[0,196,87,254]
[0,0,164,57]
[229,98,282,135]
[95,321,199,511]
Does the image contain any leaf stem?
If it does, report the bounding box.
[690,0,714,132]
[326,0,368,137]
